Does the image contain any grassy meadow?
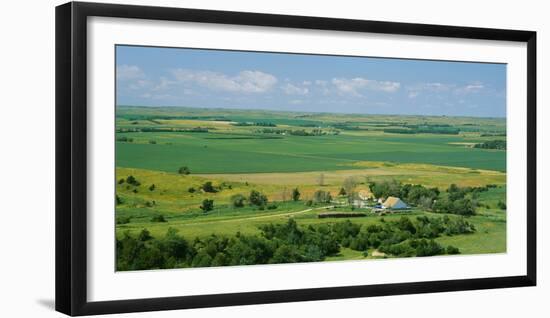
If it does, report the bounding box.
[115,106,507,270]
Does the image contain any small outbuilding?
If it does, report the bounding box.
[382,197,409,210]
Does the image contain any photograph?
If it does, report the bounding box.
[114,45,507,271]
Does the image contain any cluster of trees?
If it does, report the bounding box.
[190,181,234,194]
[189,181,233,195]
[331,123,369,131]
[313,190,332,203]
[474,139,506,150]
[116,127,209,133]
[383,127,459,135]
[433,195,474,216]
[480,132,506,137]
[229,190,274,210]
[369,180,496,216]
[337,216,472,257]
[201,181,217,193]
[431,184,494,216]
[255,128,337,136]
[116,136,134,142]
[116,220,338,270]
[116,216,473,270]
[119,175,140,186]
[369,180,439,208]
[117,114,228,122]
[249,190,269,207]
[232,121,277,127]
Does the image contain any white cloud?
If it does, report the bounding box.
[171,69,277,93]
[407,81,485,98]
[331,77,401,96]
[152,77,177,91]
[315,80,328,86]
[128,79,152,90]
[424,82,452,92]
[116,65,145,80]
[281,83,309,95]
[406,82,454,97]
[455,82,485,94]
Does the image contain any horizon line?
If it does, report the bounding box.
[116,104,507,120]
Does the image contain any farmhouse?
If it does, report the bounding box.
[382,197,409,210]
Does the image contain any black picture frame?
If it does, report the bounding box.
[55,1,537,316]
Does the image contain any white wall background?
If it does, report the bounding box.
[0,0,546,317]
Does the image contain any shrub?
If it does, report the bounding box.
[116,216,130,224]
[192,251,213,267]
[149,184,156,191]
[151,215,166,222]
[338,187,347,196]
[138,229,153,241]
[249,190,268,207]
[201,181,217,193]
[318,212,366,218]
[446,245,460,255]
[200,199,214,213]
[231,194,246,208]
[414,239,445,257]
[178,166,190,175]
[188,187,196,193]
[396,216,417,234]
[313,190,332,203]
[331,220,361,240]
[126,175,140,186]
[292,188,301,201]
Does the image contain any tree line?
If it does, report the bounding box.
[474,139,506,150]
[369,180,496,216]
[116,215,474,271]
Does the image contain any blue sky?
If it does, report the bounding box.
[116,45,506,117]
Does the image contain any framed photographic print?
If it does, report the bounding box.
[55,1,536,316]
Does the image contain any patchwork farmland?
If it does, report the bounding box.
[115,106,507,270]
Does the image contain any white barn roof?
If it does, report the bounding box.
[382,197,408,210]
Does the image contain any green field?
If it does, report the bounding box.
[116,106,506,173]
[115,106,507,270]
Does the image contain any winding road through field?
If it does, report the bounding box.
[178,205,337,226]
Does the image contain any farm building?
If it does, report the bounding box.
[382,197,409,210]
